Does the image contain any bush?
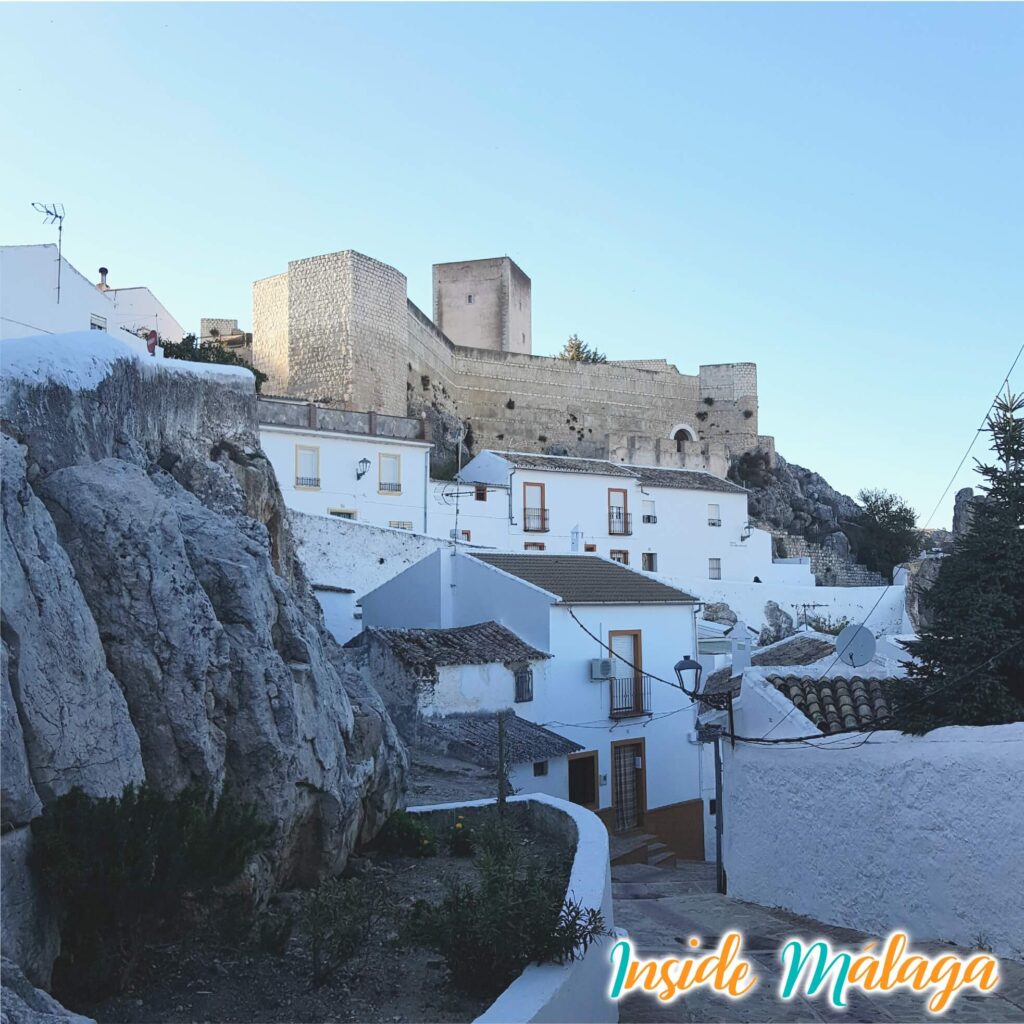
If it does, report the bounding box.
[376,810,436,857]
[445,813,476,856]
[409,824,605,999]
[30,785,272,1005]
[160,333,268,392]
[298,876,384,986]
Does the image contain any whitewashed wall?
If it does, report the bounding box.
[264,427,431,532]
[103,286,186,343]
[670,576,907,638]
[449,453,813,586]
[722,723,1024,956]
[509,756,570,802]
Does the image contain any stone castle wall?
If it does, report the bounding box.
[251,249,762,463]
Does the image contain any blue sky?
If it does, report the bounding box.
[2,3,1021,528]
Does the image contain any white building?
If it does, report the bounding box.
[353,620,580,800]
[430,450,813,586]
[360,550,708,855]
[258,396,432,533]
[0,245,184,343]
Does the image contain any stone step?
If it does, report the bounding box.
[648,848,676,869]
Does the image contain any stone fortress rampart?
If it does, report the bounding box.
[252,249,765,474]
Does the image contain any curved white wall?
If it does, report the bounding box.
[409,793,619,1024]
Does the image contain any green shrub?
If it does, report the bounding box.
[30,784,272,1006]
[298,876,384,986]
[409,829,605,999]
[446,813,475,857]
[376,810,436,857]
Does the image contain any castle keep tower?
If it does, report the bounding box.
[432,257,532,354]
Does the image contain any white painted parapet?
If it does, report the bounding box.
[408,793,619,1024]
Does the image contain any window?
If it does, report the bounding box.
[459,529,471,542]
[608,488,631,535]
[467,293,475,304]
[709,798,717,816]
[295,446,320,488]
[609,631,651,719]
[389,520,413,531]
[524,541,546,551]
[533,760,548,777]
[642,499,657,524]
[474,485,487,502]
[90,314,107,331]
[514,665,534,703]
[584,543,597,553]
[708,503,721,527]
[523,482,548,532]
[642,552,658,572]
[328,508,356,520]
[610,549,629,565]
[709,557,722,580]
[379,453,401,494]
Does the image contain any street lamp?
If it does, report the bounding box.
[674,657,703,696]
[356,457,371,481]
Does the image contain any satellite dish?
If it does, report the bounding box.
[835,623,876,668]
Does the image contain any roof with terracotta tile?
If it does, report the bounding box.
[703,633,838,696]
[361,621,550,670]
[766,675,895,734]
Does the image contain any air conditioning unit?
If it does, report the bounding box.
[642,514,657,524]
[590,658,615,680]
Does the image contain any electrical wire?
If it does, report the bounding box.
[753,339,1024,742]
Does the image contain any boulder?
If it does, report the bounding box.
[702,602,738,627]
[759,600,795,645]
[0,957,93,1024]
[901,557,944,633]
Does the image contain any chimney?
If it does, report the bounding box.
[97,267,110,292]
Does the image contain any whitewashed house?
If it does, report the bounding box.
[430,450,813,586]
[0,245,184,342]
[361,550,708,856]
[351,621,580,800]
[258,396,432,533]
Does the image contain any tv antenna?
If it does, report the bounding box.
[32,203,66,303]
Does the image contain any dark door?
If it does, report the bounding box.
[568,752,598,809]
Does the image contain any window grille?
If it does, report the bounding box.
[514,665,534,703]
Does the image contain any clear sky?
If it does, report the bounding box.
[2,2,1021,529]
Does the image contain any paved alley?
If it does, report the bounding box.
[612,862,1024,1023]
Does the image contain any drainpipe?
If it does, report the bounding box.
[508,467,517,527]
[423,448,429,534]
[714,734,726,895]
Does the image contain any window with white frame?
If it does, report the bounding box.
[467,294,475,304]
[642,499,657,524]
[90,314,107,331]
[642,552,658,572]
[379,453,401,494]
[389,520,413,531]
[295,446,320,488]
[328,508,356,520]
[708,503,721,527]
[709,557,722,580]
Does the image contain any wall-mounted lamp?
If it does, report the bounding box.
[674,657,703,696]
[740,521,753,542]
[356,457,371,481]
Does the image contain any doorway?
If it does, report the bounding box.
[568,751,598,810]
[612,739,646,832]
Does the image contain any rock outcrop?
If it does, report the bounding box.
[0,334,406,994]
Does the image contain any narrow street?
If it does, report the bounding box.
[612,862,1024,1023]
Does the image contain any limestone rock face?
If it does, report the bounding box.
[901,557,944,633]
[952,487,978,539]
[759,600,796,645]
[0,957,94,1024]
[703,602,738,627]
[0,339,406,988]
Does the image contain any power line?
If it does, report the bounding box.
[754,339,1024,742]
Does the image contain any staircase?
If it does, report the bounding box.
[609,829,679,870]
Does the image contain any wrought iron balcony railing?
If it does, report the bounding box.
[609,511,632,536]
[378,482,402,494]
[524,507,550,533]
[296,476,321,488]
[609,675,653,718]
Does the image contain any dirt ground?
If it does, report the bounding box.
[90,812,570,1024]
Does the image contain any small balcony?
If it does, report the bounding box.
[295,476,320,488]
[524,507,550,533]
[609,511,632,536]
[642,514,657,524]
[609,675,653,719]
[708,518,722,527]
[378,482,402,494]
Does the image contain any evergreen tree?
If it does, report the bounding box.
[558,334,607,364]
[897,391,1024,733]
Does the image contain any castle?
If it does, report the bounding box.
[251,250,770,478]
